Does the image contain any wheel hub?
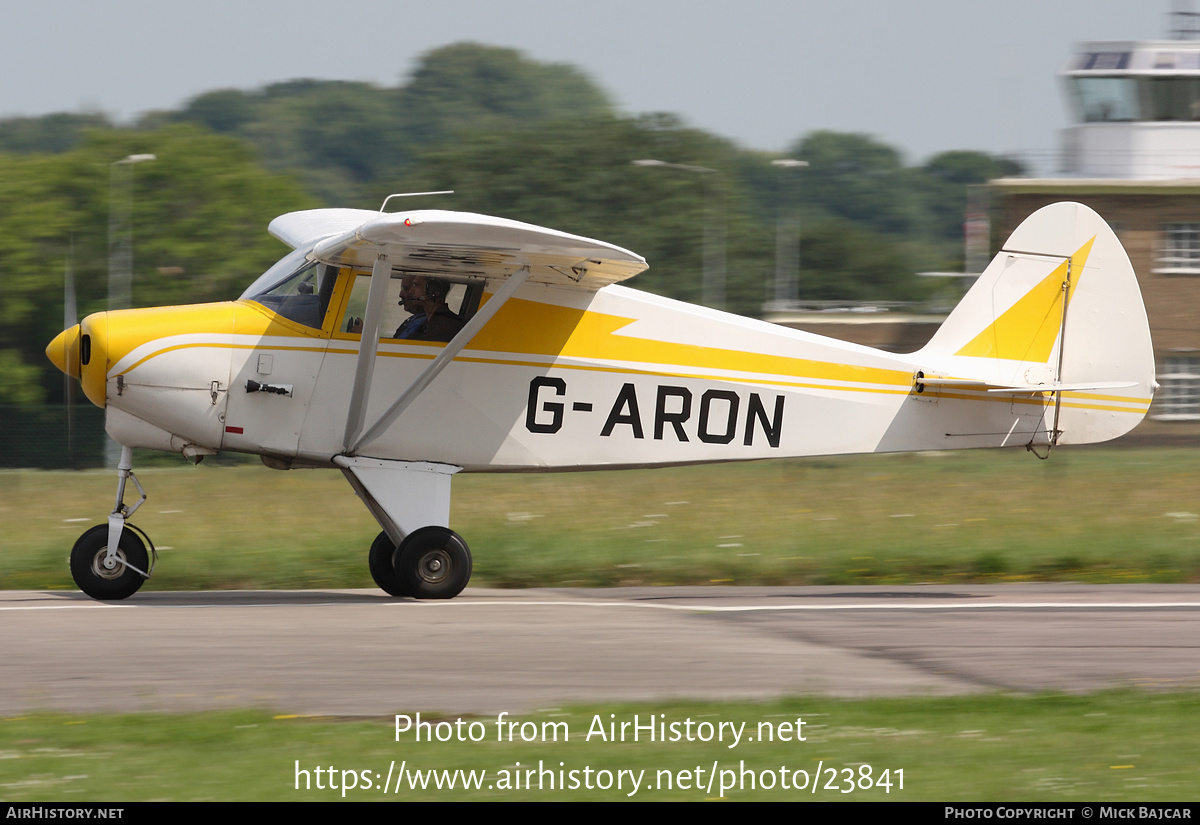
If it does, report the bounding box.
[91,549,127,581]
[417,549,451,584]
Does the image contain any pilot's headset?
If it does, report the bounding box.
[423,278,450,302]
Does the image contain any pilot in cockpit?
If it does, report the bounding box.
[393,275,465,341]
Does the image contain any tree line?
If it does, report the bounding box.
[0,42,1020,406]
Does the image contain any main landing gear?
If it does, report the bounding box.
[335,456,469,599]
[70,445,155,601]
[368,527,472,599]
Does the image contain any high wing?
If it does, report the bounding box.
[269,208,648,290]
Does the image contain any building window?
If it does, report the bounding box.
[1155,354,1200,420]
[1156,224,1200,274]
[1070,76,1139,122]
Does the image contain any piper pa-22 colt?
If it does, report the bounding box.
[46,200,1155,601]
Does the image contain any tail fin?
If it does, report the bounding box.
[918,202,1155,446]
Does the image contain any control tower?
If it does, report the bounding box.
[1063,40,1200,178]
[993,12,1200,433]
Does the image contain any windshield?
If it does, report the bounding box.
[242,248,337,329]
[239,246,314,300]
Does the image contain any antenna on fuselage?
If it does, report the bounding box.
[379,191,455,212]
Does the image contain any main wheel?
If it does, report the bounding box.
[393,526,472,600]
[69,524,149,601]
[368,531,408,597]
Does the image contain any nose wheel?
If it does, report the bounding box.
[369,526,471,599]
[69,524,151,601]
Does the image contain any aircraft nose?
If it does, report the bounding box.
[46,324,82,379]
[47,316,105,408]
[77,313,108,408]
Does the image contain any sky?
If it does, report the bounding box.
[0,0,1171,166]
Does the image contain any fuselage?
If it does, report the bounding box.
[44,257,1152,472]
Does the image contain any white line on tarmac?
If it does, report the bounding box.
[458,599,1200,612]
[4,598,1200,612]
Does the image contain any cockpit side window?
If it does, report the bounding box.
[337,271,482,342]
[249,261,338,329]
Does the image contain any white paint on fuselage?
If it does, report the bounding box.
[103,246,1148,471]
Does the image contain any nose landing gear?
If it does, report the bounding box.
[69,445,155,600]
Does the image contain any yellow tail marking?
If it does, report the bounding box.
[955,236,1095,362]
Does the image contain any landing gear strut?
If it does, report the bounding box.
[336,456,469,599]
[70,445,154,600]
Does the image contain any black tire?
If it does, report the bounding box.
[393,526,472,600]
[368,531,409,597]
[69,524,149,601]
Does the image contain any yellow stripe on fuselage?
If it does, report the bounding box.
[923,388,1150,414]
[104,297,917,390]
[100,301,319,372]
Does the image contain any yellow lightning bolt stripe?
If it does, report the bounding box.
[469,296,915,387]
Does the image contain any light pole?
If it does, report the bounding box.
[106,153,155,467]
[631,159,726,309]
[771,159,807,309]
[108,154,156,313]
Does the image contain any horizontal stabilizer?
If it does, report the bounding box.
[984,381,1137,395]
[917,377,1138,394]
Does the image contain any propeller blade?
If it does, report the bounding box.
[64,242,77,466]
[64,239,77,330]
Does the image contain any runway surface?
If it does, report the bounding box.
[3,585,1199,716]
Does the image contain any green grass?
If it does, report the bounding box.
[3,447,1199,591]
[2,692,1197,801]
[5,451,1198,803]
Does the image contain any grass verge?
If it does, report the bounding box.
[2,447,1198,591]
[2,692,1197,801]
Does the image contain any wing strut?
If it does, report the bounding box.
[348,265,533,454]
[342,253,394,452]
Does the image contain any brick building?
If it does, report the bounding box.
[991,40,1200,439]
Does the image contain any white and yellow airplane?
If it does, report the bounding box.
[46,200,1155,601]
